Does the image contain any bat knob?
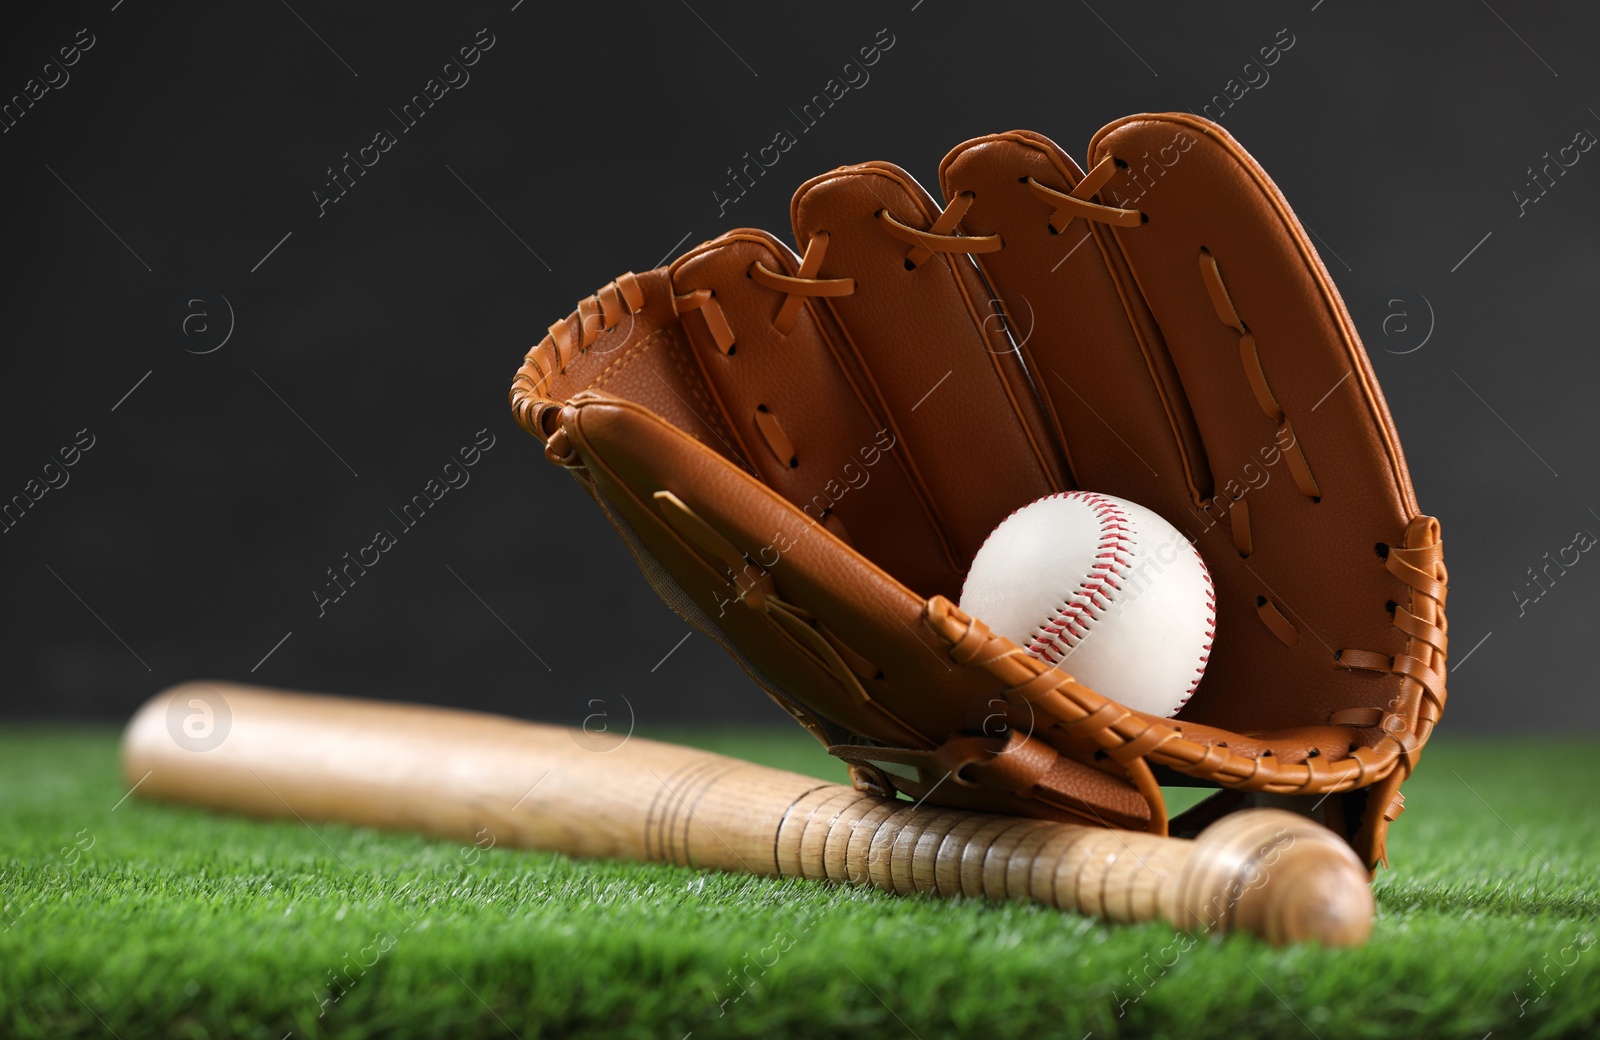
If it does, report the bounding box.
[1178,808,1374,947]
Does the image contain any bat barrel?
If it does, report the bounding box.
[121,682,831,868]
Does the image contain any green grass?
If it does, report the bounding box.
[2,728,1597,1040]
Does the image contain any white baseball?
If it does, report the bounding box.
[958,491,1215,717]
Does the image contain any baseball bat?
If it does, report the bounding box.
[121,683,1372,946]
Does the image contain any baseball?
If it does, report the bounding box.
[958,491,1215,717]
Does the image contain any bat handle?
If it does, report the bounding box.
[1172,808,1375,946]
[767,786,1371,946]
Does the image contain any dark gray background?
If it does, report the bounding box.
[2,0,1594,732]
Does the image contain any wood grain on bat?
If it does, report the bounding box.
[122,683,1373,946]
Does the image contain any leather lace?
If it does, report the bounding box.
[877,191,999,269]
[749,230,853,334]
[692,159,1146,347]
[1024,155,1144,232]
[521,157,1145,410]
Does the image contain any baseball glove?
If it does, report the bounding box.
[510,113,1447,872]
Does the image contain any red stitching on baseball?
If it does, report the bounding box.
[1175,558,1219,708]
[1023,492,1214,715]
[1026,492,1136,664]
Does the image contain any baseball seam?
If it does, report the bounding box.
[1024,491,1214,714]
[1025,492,1135,664]
[1183,565,1217,707]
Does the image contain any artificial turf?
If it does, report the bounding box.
[1,727,1596,1040]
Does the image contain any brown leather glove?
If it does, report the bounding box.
[510,113,1447,873]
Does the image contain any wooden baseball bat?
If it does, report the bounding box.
[121,683,1372,946]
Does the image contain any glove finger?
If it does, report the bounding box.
[668,229,959,599]
[938,128,1211,529]
[787,160,1067,569]
[1086,114,1423,735]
